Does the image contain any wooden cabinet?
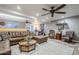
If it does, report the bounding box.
[56,33,62,40]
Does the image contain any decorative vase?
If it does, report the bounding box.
[25,35,32,44]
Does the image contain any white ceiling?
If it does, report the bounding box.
[0,4,79,23]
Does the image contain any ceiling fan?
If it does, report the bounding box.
[26,20,30,23]
[41,4,66,17]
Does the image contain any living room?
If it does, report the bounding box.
[0,4,79,55]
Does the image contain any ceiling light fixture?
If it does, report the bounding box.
[61,16,64,18]
[36,13,39,17]
[46,17,49,19]
[17,6,21,10]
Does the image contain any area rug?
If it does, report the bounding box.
[11,39,74,55]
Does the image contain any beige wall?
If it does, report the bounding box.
[44,15,79,40]
[44,22,58,35]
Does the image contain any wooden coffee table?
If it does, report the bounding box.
[56,33,62,40]
[19,40,36,52]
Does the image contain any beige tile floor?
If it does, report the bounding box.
[11,39,78,55]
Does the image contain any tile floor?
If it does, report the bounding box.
[11,39,77,55]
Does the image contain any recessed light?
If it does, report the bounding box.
[46,17,49,19]
[36,13,39,16]
[61,16,64,18]
[17,6,21,10]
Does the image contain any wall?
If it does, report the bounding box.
[44,22,58,35]
[60,16,79,40]
[44,21,69,35]
[44,15,79,40]
[0,20,26,28]
[17,22,26,28]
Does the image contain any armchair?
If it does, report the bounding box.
[62,31,74,42]
[48,30,55,39]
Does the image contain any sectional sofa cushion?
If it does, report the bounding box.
[0,40,11,55]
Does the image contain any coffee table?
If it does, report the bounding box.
[19,40,36,52]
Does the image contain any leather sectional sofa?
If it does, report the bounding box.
[0,29,31,55]
[0,31,28,46]
[9,31,27,46]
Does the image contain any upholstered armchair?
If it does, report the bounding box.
[62,31,74,42]
[48,30,55,39]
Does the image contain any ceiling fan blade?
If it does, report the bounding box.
[42,8,49,11]
[41,13,50,16]
[55,12,66,14]
[54,4,66,11]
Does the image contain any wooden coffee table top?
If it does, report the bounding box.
[19,40,36,46]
